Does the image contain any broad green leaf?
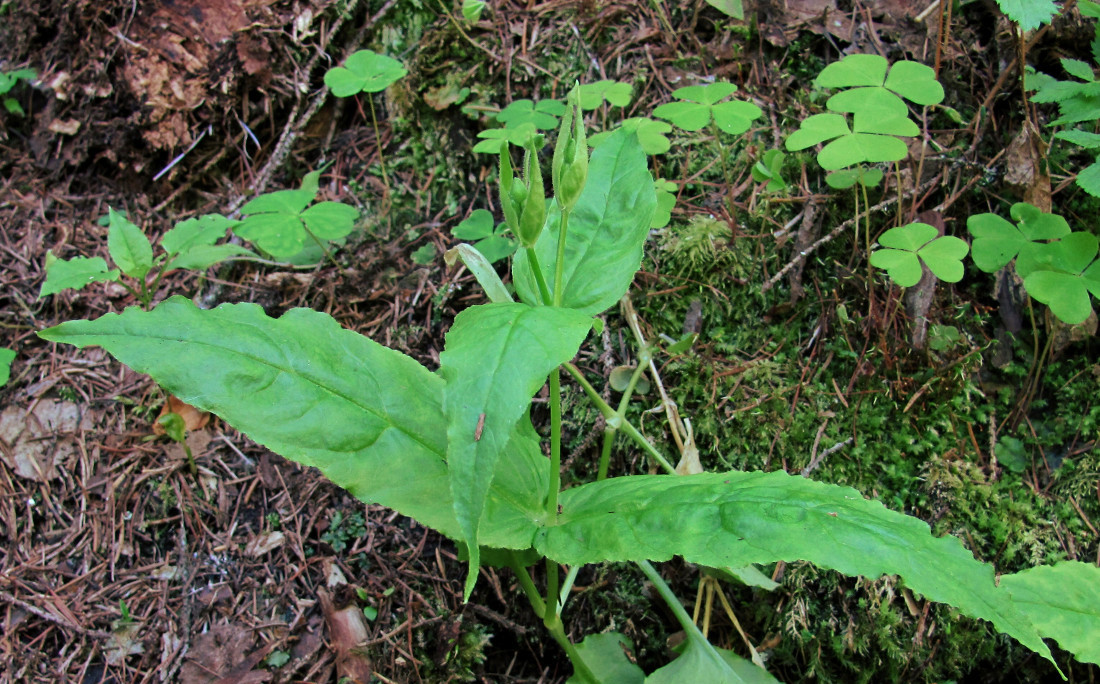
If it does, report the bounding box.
[852,109,920,137]
[1024,270,1095,323]
[968,213,1029,271]
[534,470,1054,665]
[440,303,592,599]
[995,0,1058,31]
[1060,58,1096,82]
[1000,561,1100,664]
[870,249,923,287]
[240,188,314,216]
[653,83,760,134]
[651,101,711,131]
[827,87,908,116]
[817,133,908,169]
[36,296,546,548]
[107,207,154,280]
[471,234,517,263]
[234,213,308,258]
[882,60,946,105]
[590,117,673,155]
[162,214,239,255]
[1056,129,1100,148]
[39,253,120,298]
[705,0,745,19]
[301,201,359,240]
[324,50,407,96]
[712,99,764,135]
[445,244,514,303]
[452,209,495,240]
[512,130,656,314]
[671,82,739,106]
[567,633,645,684]
[816,54,887,88]
[1076,159,1100,197]
[918,235,969,282]
[462,0,485,21]
[0,347,15,386]
[577,80,633,109]
[163,244,257,272]
[785,113,850,150]
[1011,202,1071,240]
[647,636,777,684]
[879,222,939,251]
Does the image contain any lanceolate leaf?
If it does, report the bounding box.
[513,129,656,314]
[39,253,120,298]
[36,297,546,549]
[534,470,1054,665]
[107,207,154,280]
[440,302,591,599]
[1000,561,1100,665]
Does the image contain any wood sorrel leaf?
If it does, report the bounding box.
[162,214,239,255]
[534,470,1054,666]
[576,80,633,110]
[816,54,888,88]
[39,252,120,298]
[163,244,257,272]
[589,117,672,155]
[107,207,154,280]
[323,49,407,96]
[439,302,591,600]
[36,297,545,550]
[1000,561,1100,665]
[512,129,655,315]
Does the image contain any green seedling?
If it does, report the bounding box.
[589,117,672,155]
[969,202,1100,324]
[869,222,969,287]
[823,165,883,190]
[324,49,408,196]
[40,84,1099,682]
[0,67,35,116]
[0,347,14,386]
[751,149,788,191]
[451,209,517,264]
[40,208,253,307]
[157,411,196,476]
[786,54,943,172]
[234,169,359,261]
[411,244,437,265]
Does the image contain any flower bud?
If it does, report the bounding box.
[515,143,547,248]
[552,85,589,212]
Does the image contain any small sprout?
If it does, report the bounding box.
[472,123,543,154]
[825,166,883,189]
[869,222,969,287]
[751,149,788,191]
[652,179,678,229]
[107,207,154,281]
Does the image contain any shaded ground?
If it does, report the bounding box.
[2,1,1099,683]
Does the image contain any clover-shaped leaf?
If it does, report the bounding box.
[589,117,672,155]
[816,54,888,87]
[471,123,544,154]
[653,82,762,135]
[235,178,359,259]
[817,54,944,107]
[825,166,883,189]
[324,50,407,97]
[785,109,914,169]
[451,209,516,263]
[870,222,969,287]
[576,80,633,110]
[652,179,678,228]
[752,149,788,191]
[496,99,565,129]
[1025,256,1100,324]
[968,203,1071,273]
[162,214,240,255]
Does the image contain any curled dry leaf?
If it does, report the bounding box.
[0,400,93,481]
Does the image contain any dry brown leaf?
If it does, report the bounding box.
[1004,123,1051,212]
[244,531,285,557]
[154,395,211,434]
[0,400,93,481]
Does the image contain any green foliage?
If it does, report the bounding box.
[323,49,407,96]
[235,170,359,259]
[0,347,14,386]
[995,0,1059,31]
[576,80,633,110]
[589,117,672,155]
[653,82,762,135]
[1001,562,1100,664]
[652,179,677,229]
[451,209,516,263]
[461,0,485,22]
[751,149,788,191]
[40,208,251,305]
[496,98,565,129]
[968,202,1100,323]
[321,510,368,553]
[0,67,34,116]
[869,222,969,287]
[786,54,943,171]
[1029,47,1100,196]
[704,0,745,20]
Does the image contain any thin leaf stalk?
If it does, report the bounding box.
[365,95,391,201]
[553,209,571,308]
[526,247,553,305]
[598,352,650,480]
[636,560,707,642]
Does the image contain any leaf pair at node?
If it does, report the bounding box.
[870,222,969,287]
[969,203,1100,324]
[786,54,944,172]
[235,170,360,259]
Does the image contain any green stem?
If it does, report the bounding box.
[553,209,570,307]
[366,95,391,199]
[564,363,677,474]
[544,556,560,624]
[598,356,650,480]
[509,556,546,616]
[710,120,733,210]
[526,247,553,306]
[558,564,580,615]
[636,559,706,641]
[548,368,563,515]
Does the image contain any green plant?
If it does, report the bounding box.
[968,202,1100,324]
[751,149,788,192]
[157,411,197,475]
[38,86,1100,681]
[1027,0,1100,197]
[234,169,360,261]
[324,49,408,194]
[451,209,516,263]
[0,347,14,386]
[869,222,969,287]
[0,67,34,116]
[40,208,254,307]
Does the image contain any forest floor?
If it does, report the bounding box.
[2,1,1099,683]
